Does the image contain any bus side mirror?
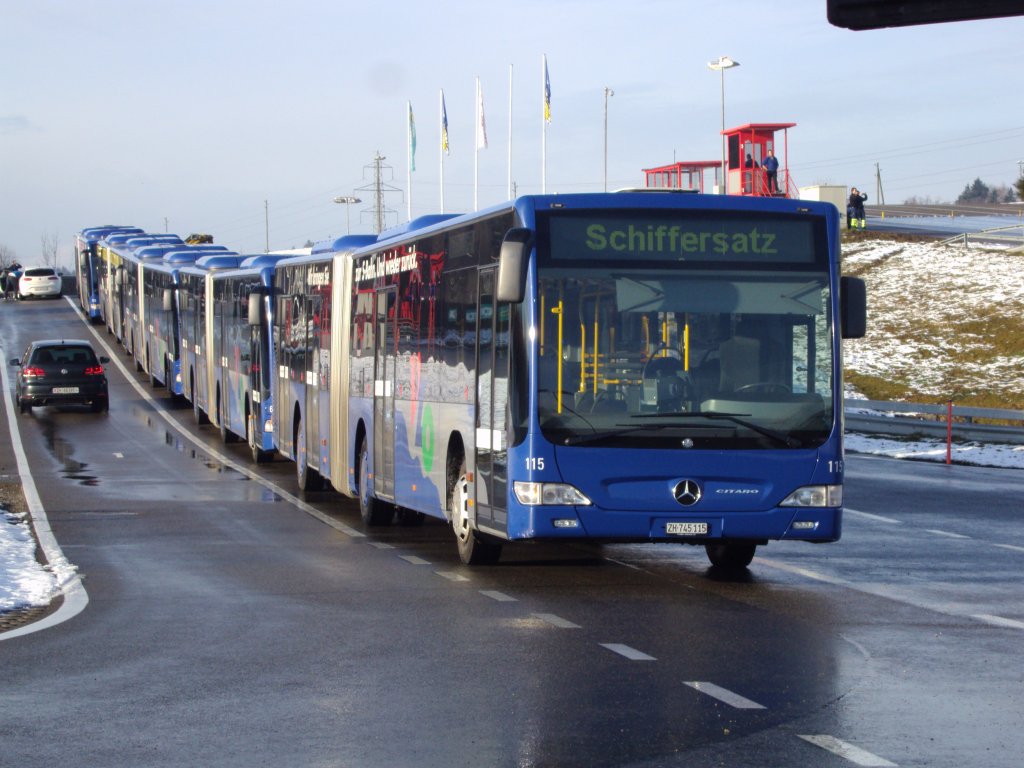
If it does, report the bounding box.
[496,228,532,304]
[840,276,866,339]
[162,288,174,312]
[247,294,262,326]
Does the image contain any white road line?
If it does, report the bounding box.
[845,508,902,524]
[67,298,366,540]
[993,543,1024,553]
[0,341,89,642]
[926,529,971,539]
[600,643,656,661]
[972,614,1024,630]
[798,735,897,766]
[480,590,517,602]
[435,571,470,582]
[533,613,581,629]
[757,557,1023,631]
[113,452,124,459]
[684,681,765,709]
[399,555,430,566]
[368,542,394,549]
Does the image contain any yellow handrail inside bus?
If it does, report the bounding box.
[552,301,563,413]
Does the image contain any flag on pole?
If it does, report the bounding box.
[543,55,552,123]
[476,79,488,150]
[408,101,417,172]
[441,91,450,155]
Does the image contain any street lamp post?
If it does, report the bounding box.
[707,55,739,195]
[604,87,614,192]
[333,196,362,235]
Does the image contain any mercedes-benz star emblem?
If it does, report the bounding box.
[673,479,702,506]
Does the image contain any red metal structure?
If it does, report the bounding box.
[642,160,721,193]
[724,122,797,198]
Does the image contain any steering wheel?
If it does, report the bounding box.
[734,382,792,394]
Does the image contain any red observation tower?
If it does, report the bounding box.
[644,122,797,198]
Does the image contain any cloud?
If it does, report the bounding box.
[0,116,42,135]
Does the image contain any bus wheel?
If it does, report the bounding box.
[192,376,208,425]
[450,458,501,565]
[295,420,324,492]
[358,438,393,525]
[704,541,757,570]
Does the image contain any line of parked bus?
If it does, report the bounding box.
[75,192,867,568]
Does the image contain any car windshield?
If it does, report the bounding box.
[30,346,98,366]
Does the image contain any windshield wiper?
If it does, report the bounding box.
[631,411,801,447]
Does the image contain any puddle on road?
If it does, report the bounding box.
[40,420,99,487]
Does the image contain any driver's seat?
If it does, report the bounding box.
[719,335,760,392]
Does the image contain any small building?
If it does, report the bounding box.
[723,122,796,197]
[642,160,721,194]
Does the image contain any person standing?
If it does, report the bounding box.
[848,187,868,229]
[763,149,780,195]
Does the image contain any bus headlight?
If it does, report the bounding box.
[780,485,842,507]
[513,482,591,506]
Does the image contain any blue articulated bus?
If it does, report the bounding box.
[139,247,228,394]
[177,253,243,426]
[75,226,142,322]
[209,253,290,462]
[272,235,378,490]
[295,192,866,567]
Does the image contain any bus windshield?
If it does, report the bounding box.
[535,210,834,449]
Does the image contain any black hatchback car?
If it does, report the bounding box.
[9,339,110,413]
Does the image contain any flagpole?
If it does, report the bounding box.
[474,77,480,211]
[407,101,413,221]
[439,89,445,214]
[542,54,547,194]
[507,63,513,200]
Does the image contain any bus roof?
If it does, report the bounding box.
[194,253,243,270]
[310,234,378,255]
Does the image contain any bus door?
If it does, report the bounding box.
[474,268,509,534]
[372,287,397,501]
[307,293,323,471]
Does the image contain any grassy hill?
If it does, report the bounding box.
[841,232,1024,410]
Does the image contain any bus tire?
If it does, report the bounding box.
[450,457,501,565]
[704,541,757,570]
[358,438,393,525]
[295,419,324,492]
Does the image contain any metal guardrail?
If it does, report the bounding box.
[844,399,1024,444]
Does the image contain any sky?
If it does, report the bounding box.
[2,0,1023,267]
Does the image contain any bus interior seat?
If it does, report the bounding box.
[719,335,761,392]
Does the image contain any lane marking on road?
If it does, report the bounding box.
[600,643,656,661]
[758,557,1024,631]
[68,298,366,541]
[533,613,581,629]
[368,542,394,550]
[845,508,902,524]
[480,590,517,602]
[399,555,430,566]
[0,341,89,642]
[113,452,124,459]
[925,528,971,539]
[798,735,897,766]
[435,571,470,582]
[684,681,765,709]
[972,613,1024,630]
[994,543,1024,553]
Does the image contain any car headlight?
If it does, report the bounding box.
[513,482,591,506]
[780,485,842,507]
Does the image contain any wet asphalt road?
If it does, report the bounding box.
[2,297,1022,768]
